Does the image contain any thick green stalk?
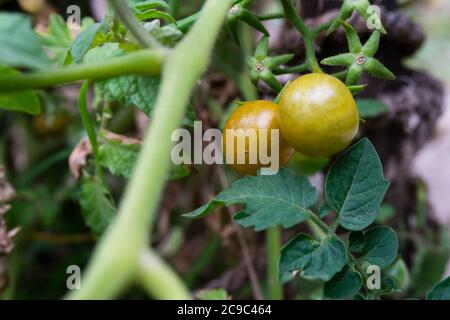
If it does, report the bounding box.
[138,249,192,299]
[0,49,166,93]
[266,227,283,300]
[68,0,235,300]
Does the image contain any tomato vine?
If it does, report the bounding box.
[0,0,449,301]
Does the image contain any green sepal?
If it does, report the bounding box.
[347,84,366,95]
[362,31,381,57]
[342,22,362,53]
[333,70,349,81]
[261,70,283,93]
[364,58,396,80]
[345,64,363,86]
[239,8,269,36]
[255,36,269,60]
[321,53,354,67]
[226,19,241,46]
[266,54,295,69]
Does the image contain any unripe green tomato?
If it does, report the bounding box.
[222,101,294,176]
[278,73,359,156]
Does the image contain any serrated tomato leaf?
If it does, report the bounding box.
[279,234,348,283]
[325,138,389,231]
[184,169,317,231]
[99,133,189,180]
[79,175,116,237]
[324,267,362,299]
[99,139,140,178]
[85,44,161,116]
[362,227,398,268]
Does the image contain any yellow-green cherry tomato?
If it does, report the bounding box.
[278,73,359,157]
[222,100,294,176]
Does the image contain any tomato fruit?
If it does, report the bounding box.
[222,101,294,175]
[278,73,359,157]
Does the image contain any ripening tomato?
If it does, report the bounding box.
[222,101,294,175]
[278,73,359,157]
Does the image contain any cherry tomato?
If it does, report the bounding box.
[278,73,359,157]
[222,101,294,175]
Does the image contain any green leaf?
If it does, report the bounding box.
[145,20,182,47]
[39,14,72,65]
[364,58,396,80]
[169,164,190,181]
[348,231,365,253]
[0,66,41,115]
[99,133,189,180]
[132,0,171,11]
[279,234,348,283]
[71,22,107,63]
[325,138,389,231]
[137,9,176,24]
[324,267,362,299]
[356,98,389,119]
[0,13,52,70]
[99,139,140,178]
[195,288,229,300]
[79,175,116,236]
[321,53,355,67]
[184,169,317,231]
[85,44,161,116]
[411,245,450,295]
[362,227,398,268]
[427,276,450,300]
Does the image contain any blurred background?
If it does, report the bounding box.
[0,0,449,299]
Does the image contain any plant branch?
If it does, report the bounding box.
[257,12,284,21]
[110,0,161,48]
[68,0,236,300]
[138,249,192,300]
[266,227,283,300]
[308,210,332,235]
[280,0,321,73]
[0,49,166,93]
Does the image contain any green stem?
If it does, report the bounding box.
[68,0,235,300]
[273,63,309,75]
[308,210,331,235]
[0,49,166,93]
[175,12,201,33]
[257,12,284,21]
[280,0,322,73]
[266,227,283,300]
[78,81,103,179]
[138,249,192,300]
[110,0,161,48]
